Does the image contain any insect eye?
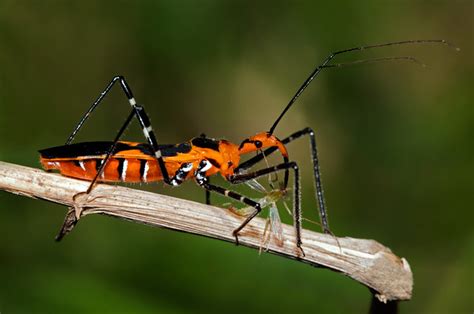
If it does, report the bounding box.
[254,140,263,148]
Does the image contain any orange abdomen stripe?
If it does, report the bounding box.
[41,157,182,183]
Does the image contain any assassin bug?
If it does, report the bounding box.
[39,40,451,254]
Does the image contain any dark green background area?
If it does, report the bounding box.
[0,1,472,313]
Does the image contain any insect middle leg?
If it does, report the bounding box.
[193,160,262,244]
[235,127,330,234]
[199,178,263,244]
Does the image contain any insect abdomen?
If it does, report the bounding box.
[40,157,167,183]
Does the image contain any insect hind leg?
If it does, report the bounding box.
[66,76,136,145]
[66,75,172,186]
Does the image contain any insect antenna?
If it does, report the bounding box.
[322,55,426,68]
[268,39,456,135]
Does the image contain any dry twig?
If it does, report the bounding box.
[0,161,412,302]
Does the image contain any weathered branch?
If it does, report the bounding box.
[0,161,412,302]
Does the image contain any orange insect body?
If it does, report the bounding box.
[41,156,169,183]
[40,40,449,248]
[39,132,288,184]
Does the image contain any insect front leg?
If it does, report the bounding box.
[235,127,330,234]
[230,161,304,256]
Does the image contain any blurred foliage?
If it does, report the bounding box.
[0,1,472,313]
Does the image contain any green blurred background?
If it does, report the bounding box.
[0,1,472,313]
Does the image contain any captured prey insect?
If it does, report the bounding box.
[39,40,451,254]
[229,178,289,252]
[233,177,339,253]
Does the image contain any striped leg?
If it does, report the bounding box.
[56,108,137,239]
[229,162,304,255]
[66,75,171,185]
[194,160,262,245]
[196,177,262,245]
[86,109,135,193]
[169,163,194,186]
[197,134,212,205]
[66,76,136,145]
[235,127,330,234]
[133,105,170,183]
